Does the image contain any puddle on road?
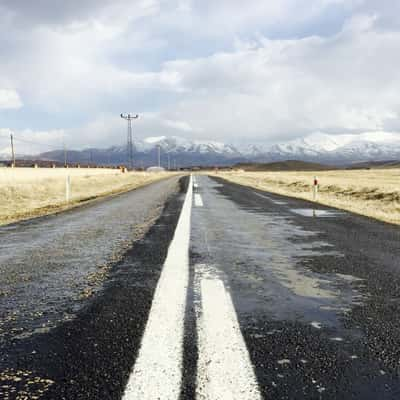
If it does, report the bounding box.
[191,176,368,332]
[290,208,344,217]
[277,267,336,299]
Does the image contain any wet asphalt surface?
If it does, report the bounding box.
[2,174,400,399]
[191,175,400,399]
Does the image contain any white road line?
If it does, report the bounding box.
[123,175,193,400]
[196,274,262,400]
[194,193,204,207]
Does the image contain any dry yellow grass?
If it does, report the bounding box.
[0,167,176,225]
[212,169,400,225]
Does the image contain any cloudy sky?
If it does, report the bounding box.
[0,0,399,153]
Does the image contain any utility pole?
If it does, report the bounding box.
[10,133,15,167]
[157,144,161,168]
[66,175,71,202]
[64,144,67,167]
[167,153,170,170]
[120,113,139,170]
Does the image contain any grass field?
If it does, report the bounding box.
[0,168,174,225]
[213,169,400,225]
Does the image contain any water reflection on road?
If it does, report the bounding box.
[191,176,367,331]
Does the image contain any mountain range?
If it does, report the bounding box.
[2,132,400,167]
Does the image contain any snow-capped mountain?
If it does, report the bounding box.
[136,136,239,155]
[240,132,400,163]
[4,132,400,166]
[34,136,244,167]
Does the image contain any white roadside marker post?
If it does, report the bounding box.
[313,176,318,201]
[66,175,71,203]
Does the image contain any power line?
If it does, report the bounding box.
[0,133,66,164]
[120,113,139,169]
[1,135,63,151]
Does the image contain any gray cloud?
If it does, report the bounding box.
[0,0,399,150]
[0,0,158,26]
[355,0,400,31]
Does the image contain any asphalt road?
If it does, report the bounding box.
[1,174,400,399]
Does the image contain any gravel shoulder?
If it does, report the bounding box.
[0,168,179,225]
[0,176,188,400]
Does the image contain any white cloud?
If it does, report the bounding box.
[0,128,65,156]
[0,0,400,149]
[0,89,23,109]
[69,112,201,146]
[163,119,194,132]
[0,25,174,112]
[179,0,356,39]
[147,15,400,142]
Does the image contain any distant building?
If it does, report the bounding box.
[146,166,165,172]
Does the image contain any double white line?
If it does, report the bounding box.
[123,176,261,399]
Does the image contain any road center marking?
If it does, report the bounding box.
[196,269,262,400]
[194,193,204,207]
[123,175,193,400]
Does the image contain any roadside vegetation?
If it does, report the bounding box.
[214,169,400,225]
[0,168,173,225]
